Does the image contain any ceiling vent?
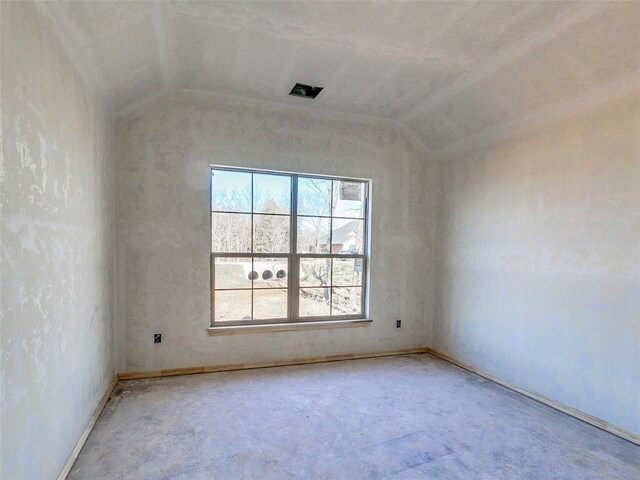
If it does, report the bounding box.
[289,83,324,99]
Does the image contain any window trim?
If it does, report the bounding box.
[210,165,370,327]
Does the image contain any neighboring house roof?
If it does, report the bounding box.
[320,220,358,247]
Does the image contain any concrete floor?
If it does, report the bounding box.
[69,354,640,479]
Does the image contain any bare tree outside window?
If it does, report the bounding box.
[211,167,368,325]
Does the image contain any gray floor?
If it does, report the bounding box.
[69,354,640,479]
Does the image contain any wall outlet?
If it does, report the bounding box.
[154,333,162,344]
[396,320,401,328]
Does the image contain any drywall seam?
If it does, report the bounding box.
[56,376,119,480]
[109,119,119,420]
[113,83,434,156]
[114,87,435,161]
[393,122,432,158]
[391,2,531,114]
[113,85,436,159]
[435,70,640,159]
[113,77,639,170]
[112,87,172,119]
[425,348,640,446]
[401,2,604,122]
[115,87,396,127]
[152,3,173,89]
[36,2,110,109]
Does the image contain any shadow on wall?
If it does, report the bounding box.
[433,93,640,436]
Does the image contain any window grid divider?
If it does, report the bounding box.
[289,174,299,321]
[328,180,334,316]
[250,173,254,320]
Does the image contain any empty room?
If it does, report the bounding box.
[1,1,639,479]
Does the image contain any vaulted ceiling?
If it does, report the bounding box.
[45,1,640,156]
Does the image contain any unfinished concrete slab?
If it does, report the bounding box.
[69,354,640,479]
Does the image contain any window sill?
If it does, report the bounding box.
[208,319,372,336]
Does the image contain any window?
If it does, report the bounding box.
[211,166,369,326]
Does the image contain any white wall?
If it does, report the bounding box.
[0,3,116,478]
[115,91,437,373]
[4,6,636,476]
[434,92,640,436]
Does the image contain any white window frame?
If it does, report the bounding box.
[210,166,370,327]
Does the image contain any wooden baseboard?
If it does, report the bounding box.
[117,347,429,380]
[56,375,119,480]
[424,347,640,446]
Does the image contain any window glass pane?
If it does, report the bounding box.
[254,173,291,214]
[332,258,363,286]
[298,177,331,217]
[297,216,330,253]
[212,212,251,253]
[330,218,364,254]
[214,290,252,321]
[299,258,331,287]
[214,257,252,289]
[332,287,362,316]
[253,214,290,253]
[299,287,331,317]
[253,289,288,319]
[332,180,365,218]
[212,169,368,325]
[253,258,289,289]
[211,170,251,213]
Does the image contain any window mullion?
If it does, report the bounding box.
[290,175,299,321]
[250,173,254,321]
[329,181,334,315]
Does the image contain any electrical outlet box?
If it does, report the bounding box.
[154,333,162,344]
[396,320,401,328]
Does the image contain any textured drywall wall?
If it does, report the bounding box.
[1,2,115,478]
[115,91,437,373]
[434,92,640,436]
